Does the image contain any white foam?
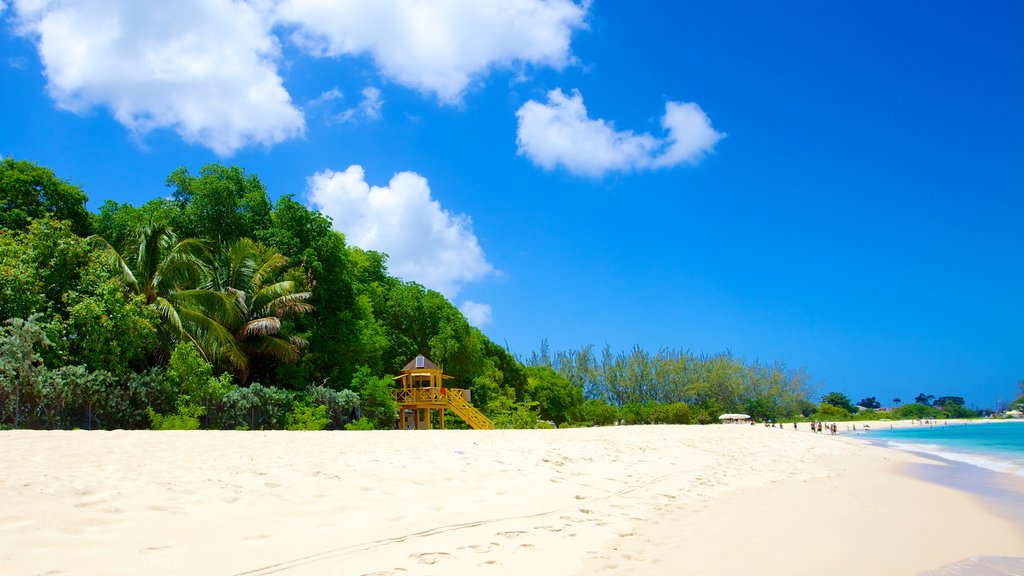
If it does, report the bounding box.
[885,441,1024,476]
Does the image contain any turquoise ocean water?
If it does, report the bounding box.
[865,420,1024,476]
[866,421,1024,575]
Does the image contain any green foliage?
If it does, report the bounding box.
[914,393,935,405]
[147,405,203,430]
[858,396,881,409]
[820,391,856,413]
[525,365,582,426]
[64,266,160,377]
[491,393,541,429]
[649,402,692,424]
[0,157,91,236]
[891,403,942,420]
[284,403,331,431]
[166,164,272,244]
[813,403,852,421]
[0,218,92,319]
[206,238,313,382]
[852,409,882,421]
[618,402,653,425]
[344,417,375,431]
[306,382,359,428]
[943,403,977,418]
[166,342,222,405]
[0,314,50,428]
[578,399,617,426]
[350,366,397,429]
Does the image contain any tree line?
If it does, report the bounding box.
[1,157,1002,430]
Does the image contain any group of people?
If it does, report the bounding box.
[808,421,838,435]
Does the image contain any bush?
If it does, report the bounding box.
[890,403,942,420]
[618,402,652,425]
[284,403,330,431]
[350,367,397,430]
[853,409,882,421]
[578,399,617,426]
[147,405,203,430]
[813,403,852,421]
[650,402,691,424]
[307,383,359,429]
[492,400,541,429]
[344,416,375,430]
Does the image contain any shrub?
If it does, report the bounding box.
[650,402,691,424]
[350,367,396,430]
[578,399,617,426]
[813,403,852,421]
[344,417,375,431]
[284,403,330,431]
[618,402,652,425]
[147,405,202,430]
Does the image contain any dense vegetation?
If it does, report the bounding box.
[0,158,1004,430]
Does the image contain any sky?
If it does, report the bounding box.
[1,1,1022,408]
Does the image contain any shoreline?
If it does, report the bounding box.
[2,426,1022,575]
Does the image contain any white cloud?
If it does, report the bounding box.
[308,87,344,108]
[516,88,724,177]
[305,165,495,298]
[459,300,493,327]
[653,101,727,168]
[336,86,383,123]
[275,0,588,103]
[10,0,305,155]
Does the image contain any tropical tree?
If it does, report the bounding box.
[0,157,91,236]
[821,391,856,413]
[89,223,243,369]
[206,238,313,382]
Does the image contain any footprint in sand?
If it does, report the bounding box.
[408,552,451,565]
[496,530,527,539]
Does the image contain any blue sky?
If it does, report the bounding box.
[1,1,1021,408]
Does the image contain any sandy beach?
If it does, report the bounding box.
[1,424,1022,576]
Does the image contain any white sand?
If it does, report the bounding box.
[1,425,1021,575]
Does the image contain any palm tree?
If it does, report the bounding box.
[89,224,244,370]
[207,238,313,382]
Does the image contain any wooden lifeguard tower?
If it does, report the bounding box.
[391,355,494,430]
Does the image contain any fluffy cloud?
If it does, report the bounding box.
[516,88,724,177]
[274,0,588,103]
[9,0,304,156]
[459,300,493,327]
[305,165,494,298]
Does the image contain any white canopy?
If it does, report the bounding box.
[718,413,751,420]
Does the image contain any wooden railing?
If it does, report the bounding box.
[390,387,494,430]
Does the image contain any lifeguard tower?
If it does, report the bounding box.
[391,355,494,430]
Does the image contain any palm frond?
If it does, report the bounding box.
[87,235,140,294]
[249,252,288,293]
[251,281,307,314]
[266,293,315,317]
[177,306,250,380]
[173,289,245,328]
[242,335,299,363]
[236,317,281,340]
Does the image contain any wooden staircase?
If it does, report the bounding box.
[445,390,495,430]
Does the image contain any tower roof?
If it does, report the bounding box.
[400,354,438,372]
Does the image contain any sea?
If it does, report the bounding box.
[859,421,1024,576]
[864,420,1024,476]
